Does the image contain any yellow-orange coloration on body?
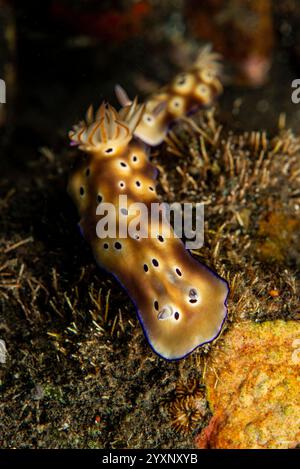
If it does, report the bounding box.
[117,45,223,146]
[68,101,228,360]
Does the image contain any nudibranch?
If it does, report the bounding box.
[68,100,228,360]
[116,45,223,146]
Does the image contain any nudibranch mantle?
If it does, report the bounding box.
[116,45,223,146]
[68,100,228,360]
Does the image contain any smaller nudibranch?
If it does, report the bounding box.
[116,45,223,146]
[68,99,228,360]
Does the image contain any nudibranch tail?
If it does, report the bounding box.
[68,99,228,360]
[117,44,224,146]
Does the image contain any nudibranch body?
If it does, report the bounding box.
[68,100,228,360]
[116,46,223,146]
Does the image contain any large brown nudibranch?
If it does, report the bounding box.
[116,45,223,146]
[68,100,228,360]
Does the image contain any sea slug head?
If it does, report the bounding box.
[115,84,169,146]
[69,98,145,157]
[139,251,229,361]
[132,97,170,146]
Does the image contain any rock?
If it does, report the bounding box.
[196,320,300,449]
